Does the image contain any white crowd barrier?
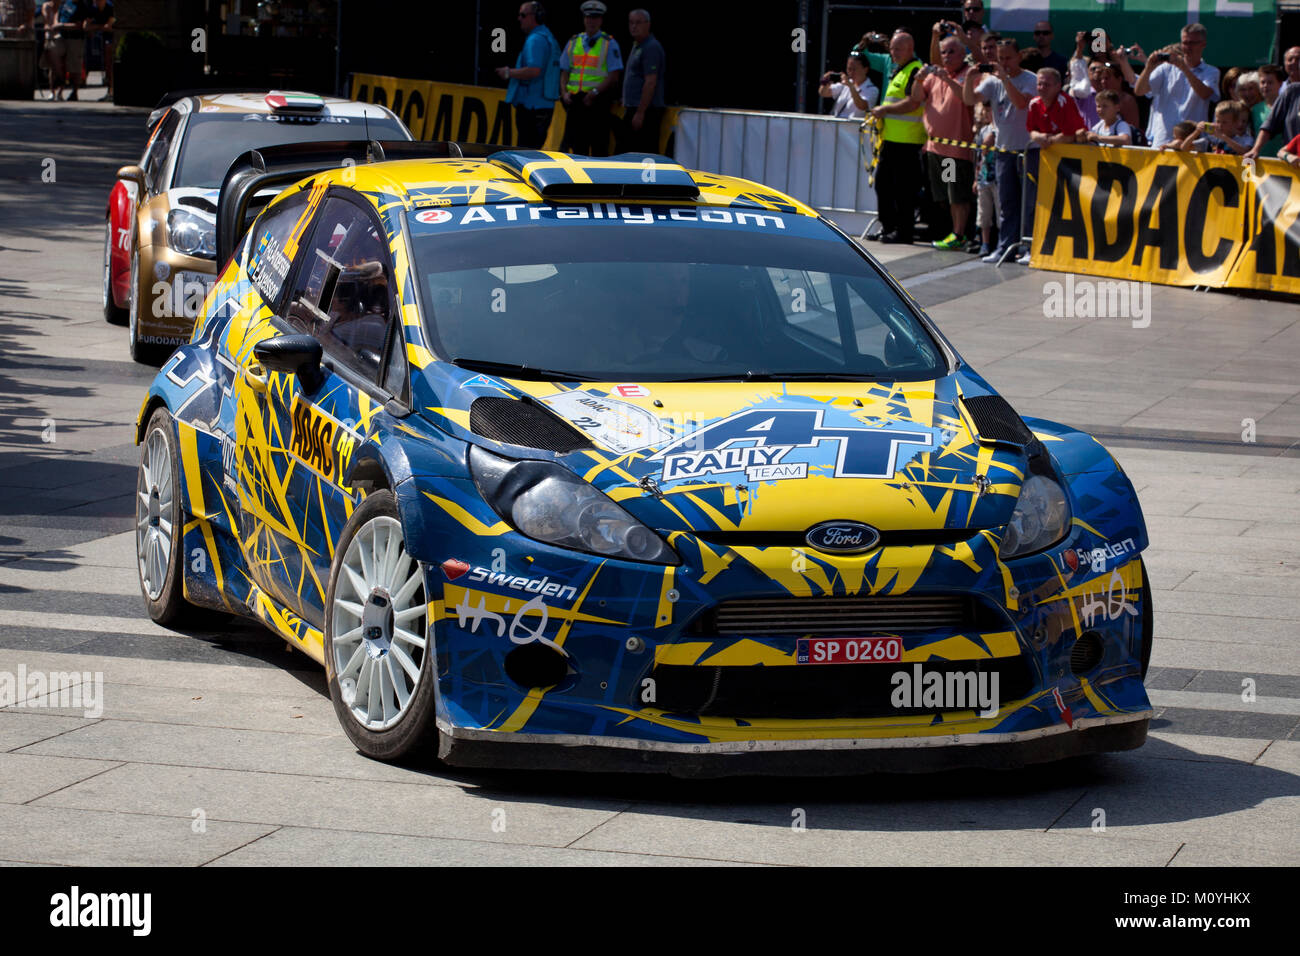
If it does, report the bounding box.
[673,108,878,235]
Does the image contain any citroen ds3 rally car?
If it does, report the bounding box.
[134,145,1153,775]
[104,91,410,365]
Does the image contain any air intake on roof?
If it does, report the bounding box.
[469,397,592,453]
[961,395,1034,446]
[488,150,701,201]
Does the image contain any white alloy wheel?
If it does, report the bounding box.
[330,515,427,731]
[136,424,175,602]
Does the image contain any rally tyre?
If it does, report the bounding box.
[136,407,202,628]
[1138,557,1154,681]
[128,252,167,366]
[324,490,437,762]
[103,221,127,325]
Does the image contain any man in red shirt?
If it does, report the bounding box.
[1019,68,1084,262]
[1026,67,1085,143]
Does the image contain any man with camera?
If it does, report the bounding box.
[963,37,1036,263]
[1135,22,1218,149]
[908,32,975,250]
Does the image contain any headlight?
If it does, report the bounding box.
[166,208,216,259]
[470,445,678,565]
[999,474,1071,559]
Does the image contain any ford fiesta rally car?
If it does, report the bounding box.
[135,146,1153,775]
[104,91,410,364]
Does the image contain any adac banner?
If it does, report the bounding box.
[1030,144,1300,295]
[350,73,678,155]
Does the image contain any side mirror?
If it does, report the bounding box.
[117,165,146,191]
[254,334,325,394]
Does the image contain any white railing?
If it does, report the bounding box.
[673,108,877,226]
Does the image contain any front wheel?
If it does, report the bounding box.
[324,490,437,761]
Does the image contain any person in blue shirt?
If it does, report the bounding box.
[497,1,561,148]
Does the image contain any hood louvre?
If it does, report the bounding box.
[961,395,1034,446]
[468,397,592,453]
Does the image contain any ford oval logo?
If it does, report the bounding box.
[805,520,880,554]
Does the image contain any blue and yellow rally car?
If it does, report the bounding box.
[135,143,1153,775]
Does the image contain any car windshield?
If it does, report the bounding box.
[409,208,948,382]
[173,112,408,189]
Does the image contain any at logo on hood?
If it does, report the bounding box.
[649,408,935,484]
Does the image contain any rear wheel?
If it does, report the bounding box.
[136,407,204,627]
[103,221,127,325]
[324,490,437,761]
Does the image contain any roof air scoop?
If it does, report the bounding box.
[489,150,701,201]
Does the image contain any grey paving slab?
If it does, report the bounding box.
[570,811,1179,866]
[1148,636,1300,673]
[1151,590,1300,622]
[0,803,277,866]
[0,753,123,804]
[0,712,95,751]
[206,825,747,866]
[11,716,430,779]
[1046,751,1300,857]
[1152,611,1297,647]
[1168,839,1300,866]
[1152,708,1299,741]
[11,680,339,736]
[34,763,628,847]
[1142,731,1272,765]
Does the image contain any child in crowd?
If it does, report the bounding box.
[973,101,999,257]
[1082,90,1135,145]
[1180,101,1254,154]
[1158,121,1197,151]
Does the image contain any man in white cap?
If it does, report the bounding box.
[559,0,623,155]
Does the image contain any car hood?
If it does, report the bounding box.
[428,371,1031,535]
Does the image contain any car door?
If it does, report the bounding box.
[234,190,408,625]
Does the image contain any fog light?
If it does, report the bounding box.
[504,643,569,689]
[1070,631,1104,675]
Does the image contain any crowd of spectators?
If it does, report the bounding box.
[840,9,1300,262]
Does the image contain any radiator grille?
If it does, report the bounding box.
[699,594,976,636]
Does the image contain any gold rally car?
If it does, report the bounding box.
[104,90,411,364]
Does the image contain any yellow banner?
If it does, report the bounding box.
[350,74,678,155]
[1031,144,1245,288]
[1031,145,1300,295]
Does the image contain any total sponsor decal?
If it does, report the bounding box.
[414,203,788,229]
[649,408,935,485]
[440,558,578,602]
[541,390,672,454]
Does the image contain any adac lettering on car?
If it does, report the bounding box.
[289,396,359,484]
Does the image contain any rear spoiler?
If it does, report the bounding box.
[215,140,499,265]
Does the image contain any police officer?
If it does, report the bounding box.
[559,0,623,155]
[868,30,926,243]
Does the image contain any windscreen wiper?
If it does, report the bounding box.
[452,358,598,382]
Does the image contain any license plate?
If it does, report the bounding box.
[797,636,902,665]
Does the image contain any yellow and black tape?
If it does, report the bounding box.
[859,114,882,188]
[927,135,1024,154]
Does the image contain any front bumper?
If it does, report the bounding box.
[421,472,1153,771]
[136,242,216,345]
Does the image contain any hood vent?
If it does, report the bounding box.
[469,397,592,453]
[961,395,1034,446]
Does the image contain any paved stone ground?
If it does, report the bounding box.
[0,101,1297,866]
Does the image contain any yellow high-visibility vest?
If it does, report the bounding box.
[565,33,611,93]
[882,59,926,145]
